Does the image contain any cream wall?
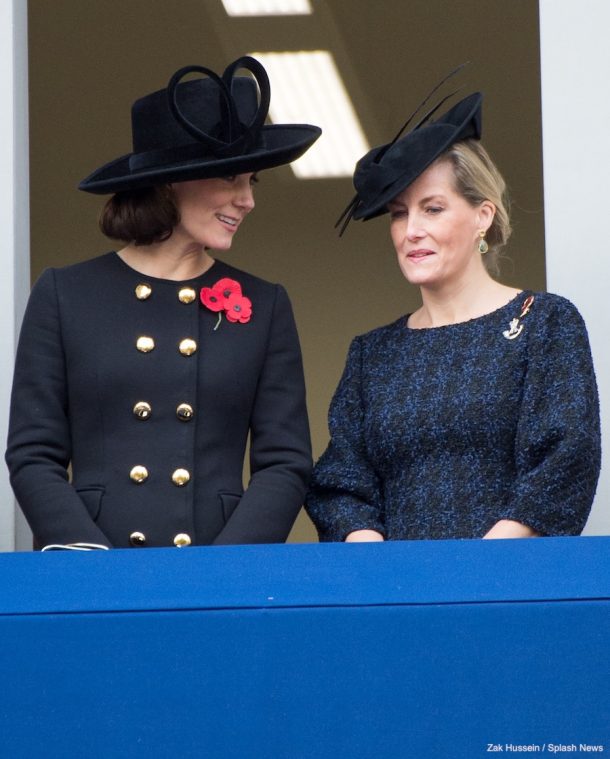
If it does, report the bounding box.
[0,0,29,551]
[540,0,610,534]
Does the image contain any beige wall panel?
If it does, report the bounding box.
[28,0,544,543]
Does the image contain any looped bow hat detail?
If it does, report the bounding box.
[79,55,321,194]
[336,65,482,235]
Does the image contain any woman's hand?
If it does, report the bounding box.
[345,529,385,542]
[483,519,539,539]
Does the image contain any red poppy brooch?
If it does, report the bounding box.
[200,278,252,330]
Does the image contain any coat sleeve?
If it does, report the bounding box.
[5,269,112,547]
[495,296,601,535]
[305,336,385,542]
[212,285,312,544]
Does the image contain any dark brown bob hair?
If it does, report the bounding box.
[99,184,179,245]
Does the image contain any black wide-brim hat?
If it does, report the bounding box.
[79,56,321,194]
[336,88,482,233]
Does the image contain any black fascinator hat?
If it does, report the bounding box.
[79,56,321,194]
[337,66,482,234]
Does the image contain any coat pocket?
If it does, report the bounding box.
[76,487,105,522]
[218,491,242,522]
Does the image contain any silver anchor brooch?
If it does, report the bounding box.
[503,295,534,340]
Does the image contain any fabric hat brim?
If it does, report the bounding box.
[79,123,321,194]
[351,92,482,221]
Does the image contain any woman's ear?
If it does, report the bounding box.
[477,200,496,232]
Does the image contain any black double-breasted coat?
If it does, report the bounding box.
[6,252,312,548]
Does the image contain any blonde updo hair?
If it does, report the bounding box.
[438,139,511,276]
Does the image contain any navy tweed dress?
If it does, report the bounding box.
[305,292,601,541]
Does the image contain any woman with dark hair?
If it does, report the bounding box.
[6,57,320,549]
[305,88,600,542]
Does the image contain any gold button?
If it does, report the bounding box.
[130,465,148,483]
[136,336,155,353]
[133,401,152,420]
[174,533,192,547]
[129,531,146,546]
[178,287,196,304]
[171,468,190,486]
[176,403,194,421]
[178,338,197,356]
[135,283,152,300]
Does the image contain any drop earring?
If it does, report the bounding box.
[478,230,489,254]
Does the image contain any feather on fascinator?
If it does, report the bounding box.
[336,64,482,235]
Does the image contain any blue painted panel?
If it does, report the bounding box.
[1,601,608,758]
[1,539,608,757]
[0,537,609,615]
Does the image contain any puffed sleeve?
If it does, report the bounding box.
[305,336,385,542]
[212,285,312,544]
[5,269,112,547]
[496,296,601,535]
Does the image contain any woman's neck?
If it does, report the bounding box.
[117,237,215,281]
[409,272,521,329]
